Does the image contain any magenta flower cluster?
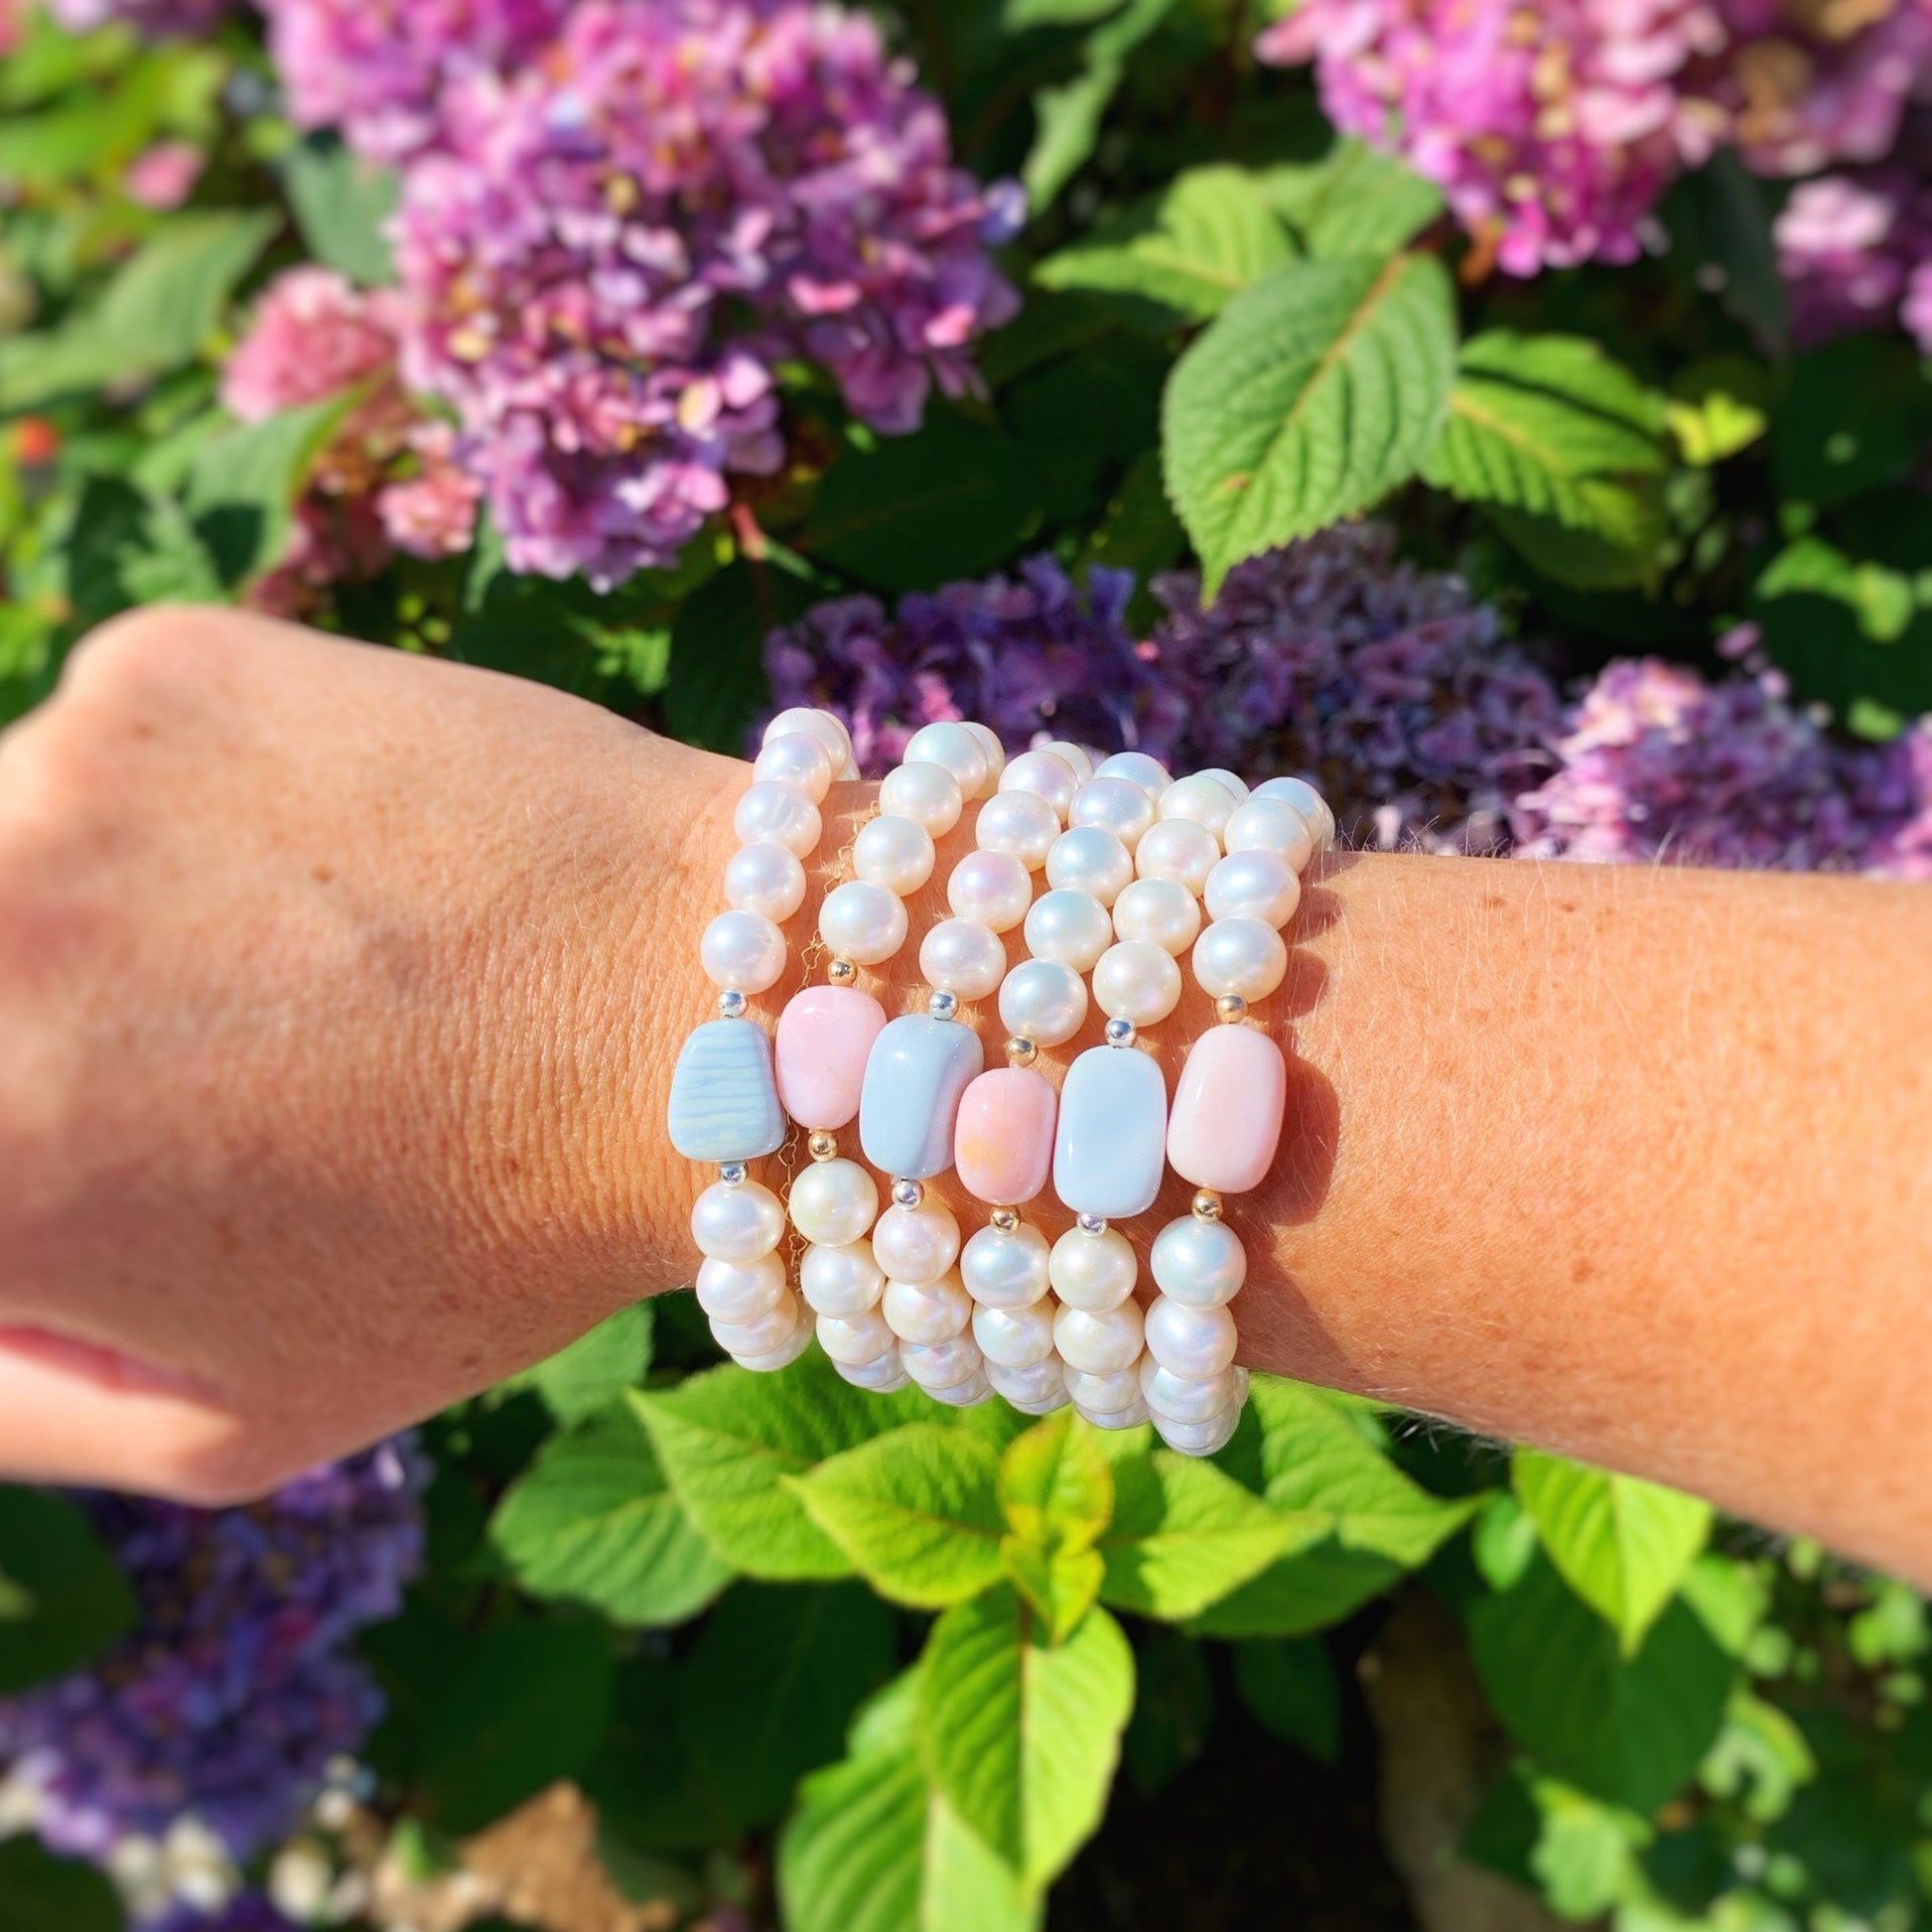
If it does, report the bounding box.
[47,0,229,34]
[1775,159,1932,350]
[150,1896,302,1932]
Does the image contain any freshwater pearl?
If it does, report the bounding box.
[947,849,1033,932]
[880,759,963,837]
[725,840,807,922]
[987,1356,1069,1406]
[1158,771,1240,837]
[754,732,835,803]
[731,1303,812,1372]
[1046,827,1133,905]
[817,1306,897,1365]
[1024,889,1114,972]
[1150,1216,1247,1309]
[1153,1407,1242,1455]
[1223,796,1315,874]
[999,749,1079,818]
[1048,1224,1138,1311]
[696,1252,788,1324]
[800,1239,887,1317]
[959,1221,1051,1309]
[1191,916,1288,1003]
[818,879,908,966]
[714,1296,809,1359]
[1095,751,1173,797]
[691,1178,785,1262]
[872,1200,961,1285]
[1092,940,1182,1028]
[1197,766,1250,802]
[919,918,1008,1001]
[838,1351,913,1392]
[1080,1397,1153,1431]
[903,722,990,799]
[1042,741,1094,783]
[972,1300,1059,1369]
[700,909,786,994]
[1135,818,1220,896]
[900,1332,985,1390]
[787,1159,879,1247]
[1054,1300,1146,1376]
[963,723,1007,794]
[922,1369,995,1408]
[854,814,936,896]
[974,790,1060,870]
[1140,1356,1243,1424]
[1064,1364,1143,1413]
[998,958,1087,1047]
[1144,1296,1238,1379]
[1110,878,1201,957]
[883,1272,973,1344]
[734,780,822,858]
[1204,849,1301,929]
[1253,776,1334,849]
[764,706,852,769]
[1069,776,1156,850]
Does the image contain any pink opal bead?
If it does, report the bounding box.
[954,1066,1056,1206]
[775,984,888,1131]
[1166,1025,1287,1195]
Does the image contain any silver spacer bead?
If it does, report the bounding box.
[893,1177,924,1209]
[720,1162,749,1186]
[717,988,749,1020]
[1192,1188,1223,1222]
[1006,1034,1038,1066]
[990,1205,1020,1233]
[1077,1212,1108,1237]
[828,957,858,984]
[1104,1016,1137,1048]
[928,988,960,1022]
[807,1130,839,1162]
[1215,993,1248,1024]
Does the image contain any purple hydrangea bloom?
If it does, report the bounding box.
[47,0,228,33]
[148,1895,302,1932]
[0,1441,427,1865]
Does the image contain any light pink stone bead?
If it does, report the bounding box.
[775,984,888,1131]
[1166,1024,1287,1194]
[953,1066,1056,1206]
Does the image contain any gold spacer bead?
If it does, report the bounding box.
[828,957,858,984]
[1215,994,1249,1024]
[1005,1035,1038,1066]
[1192,1188,1223,1222]
[990,1205,1020,1233]
[807,1130,839,1162]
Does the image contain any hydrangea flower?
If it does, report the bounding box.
[124,141,206,211]
[47,0,229,34]
[218,268,410,426]
[1775,163,1932,349]
[0,1441,427,1865]
[147,1892,301,1932]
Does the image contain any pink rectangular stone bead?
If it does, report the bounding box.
[775,984,887,1132]
[954,1066,1056,1206]
[1166,1024,1287,1195]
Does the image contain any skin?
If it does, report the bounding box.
[0,608,1928,1584]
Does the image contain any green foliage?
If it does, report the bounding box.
[0,1838,124,1932]
[0,1487,135,1694]
[279,137,398,286]
[503,1303,655,1426]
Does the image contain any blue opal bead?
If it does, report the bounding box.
[667,1020,786,1163]
[1053,1045,1168,1219]
[859,1015,984,1180]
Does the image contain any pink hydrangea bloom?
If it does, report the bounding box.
[376,423,483,559]
[220,267,411,424]
[1775,167,1932,344]
[123,139,205,210]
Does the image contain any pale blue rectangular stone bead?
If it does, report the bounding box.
[1053,1044,1168,1220]
[667,1019,786,1163]
[859,1014,984,1180]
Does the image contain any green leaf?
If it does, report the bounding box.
[1701,1688,1816,1825]
[787,1424,1006,1609]
[1186,1540,1404,1639]
[280,137,398,286]
[1121,1625,1213,1797]
[1231,1637,1339,1760]
[1035,166,1297,323]
[1471,1490,1541,1592]
[63,476,224,630]
[1001,1544,1104,1648]
[635,1357,926,1581]
[1261,140,1444,260]
[919,1585,1135,1886]
[0,1839,123,1932]
[1513,1449,1713,1656]
[999,1409,1114,1554]
[0,1487,136,1696]
[1524,1777,1649,1920]
[186,391,359,586]
[1162,253,1456,597]
[504,1303,654,1425]
[1020,0,1177,212]
[1468,1556,1736,1815]
[1771,336,1932,511]
[489,1404,732,1627]
[1666,355,1771,465]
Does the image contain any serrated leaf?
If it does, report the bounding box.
[1260,140,1443,259]
[1001,1543,1104,1647]
[1231,1637,1339,1760]
[1185,1540,1404,1639]
[187,391,360,586]
[787,1425,1006,1609]
[999,1410,1114,1555]
[1162,253,1456,596]
[503,1303,654,1425]
[1514,1449,1713,1656]
[0,1488,135,1696]
[920,1585,1134,1886]
[634,1356,927,1581]
[1021,0,1176,211]
[488,1405,731,1627]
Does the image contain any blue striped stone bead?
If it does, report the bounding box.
[1053,1044,1168,1220]
[859,1014,984,1180]
[667,1020,785,1164]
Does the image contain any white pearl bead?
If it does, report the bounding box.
[922,1368,995,1407]
[715,1296,808,1359]
[1069,776,1155,850]
[1253,776,1334,849]
[853,814,935,896]
[816,1305,896,1364]
[754,732,835,804]
[883,1271,973,1343]
[1093,939,1182,1027]
[1197,766,1250,802]
[818,879,908,966]
[987,1357,1069,1406]
[1024,889,1114,972]
[837,1350,912,1392]
[918,918,1007,1001]
[872,1200,961,1285]
[1094,751,1173,798]
[1064,1364,1142,1412]
[1144,1296,1238,1378]
[999,749,1079,818]
[735,779,822,858]
[1223,796,1315,874]
[962,723,1007,796]
[1054,1300,1146,1375]
[902,722,990,799]
[1046,827,1133,905]
[974,790,1060,871]
[900,1332,984,1390]
[1005,1388,1072,1417]
[1153,1407,1242,1455]
[732,1301,812,1372]
[1077,1395,1152,1431]
[1204,849,1302,929]
[701,909,786,993]
[788,1159,879,1247]
[1111,877,1201,956]
[959,1220,1051,1308]
[1150,1216,1247,1308]
[691,1178,785,1262]
[1192,916,1288,1002]
[1048,1224,1138,1311]
[763,707,852,769]
[800,1239,887,1317]
[972,1300,1058,1368]
[946,849,1033,933]
[1140,1355,1242,1423]
[998,957,1088,1048]
[696,1251,788,1324]
[724,839,806,922]
[880,759,963,837]
[1041,740,1094,783]
[1158,771,1240,838]
[1135,818,1221,897]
